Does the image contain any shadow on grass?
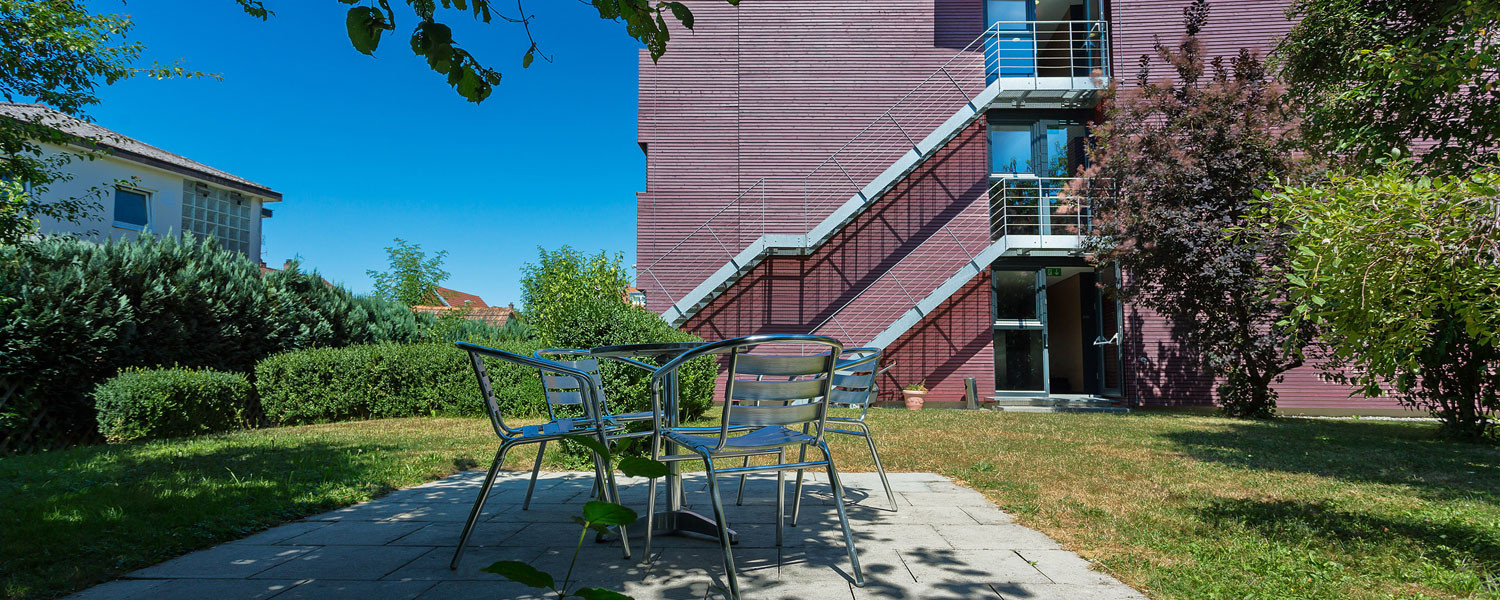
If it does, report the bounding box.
[0,435,490,600]
[1198,497,1500,578]
[1160,418,1500,502]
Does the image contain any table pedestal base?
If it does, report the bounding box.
[642,509,739,544]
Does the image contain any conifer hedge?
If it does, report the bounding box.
[0,235,437,452]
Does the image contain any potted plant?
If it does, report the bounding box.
[901,380,928,410]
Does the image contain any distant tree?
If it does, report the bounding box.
[1261,159,1500,439]
[1072,0,1312,417]
[367,238,450,307]
[519,246,631,344]
[0,0,210,247]
[232,0,739,103]
[1277,0,1500,174]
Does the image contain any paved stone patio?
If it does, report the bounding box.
[70,470,1146,600]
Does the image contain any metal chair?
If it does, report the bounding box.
[790,347,898,523]
[449,341,630,570]
[644,334,865,600]
[733,349,898,518]
[519,348,659,509]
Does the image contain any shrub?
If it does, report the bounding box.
[255,339,549,425]
[0,236,517,452]
[544,296,717,422]
[93,368,251,442]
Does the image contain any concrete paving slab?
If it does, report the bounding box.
[272,580,434,599]
[280,521,426,546]
[250,545,431,580]
[125,544,314,579]
[73,472,1144,600]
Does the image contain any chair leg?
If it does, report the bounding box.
[821,441,865,588]
[700,452,740,600]
[854,421,898,511]
[790,442,808,526]
[452,443,512,570]
[522,440,547,510]
[590,444,631,560]
[775,449,786,548]
[734,456,751,506]
[643,472,658,563]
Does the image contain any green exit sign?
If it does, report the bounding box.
[1046,267,1063,277]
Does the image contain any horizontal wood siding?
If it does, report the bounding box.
[639,0,1417,414]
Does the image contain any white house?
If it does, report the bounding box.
[1,103,281,263]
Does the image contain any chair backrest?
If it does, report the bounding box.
[532,349,607,421]
[696,335,843,452]
[830,348,882,407]
[456,341,601,439]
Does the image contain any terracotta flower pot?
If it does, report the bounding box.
[901,389,927,410]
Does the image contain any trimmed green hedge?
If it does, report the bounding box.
[93,368,251,442]
[0,235,528,451]
[255,340,549,425]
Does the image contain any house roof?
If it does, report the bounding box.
[0,103,281,200]
[433,286,488,308]
[412,304,516,327]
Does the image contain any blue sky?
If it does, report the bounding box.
[86,1,648,307]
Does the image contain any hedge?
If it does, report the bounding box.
[0,235,521,452]
[255,340,550,425]
[93,368,251,442]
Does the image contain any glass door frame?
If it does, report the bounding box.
[992,267,1050,397]
[1094,263,1124,397]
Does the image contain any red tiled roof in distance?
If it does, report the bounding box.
[432,286,488,308]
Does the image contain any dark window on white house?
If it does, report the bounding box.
[113,187,150,230]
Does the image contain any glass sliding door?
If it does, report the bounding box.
[985,0,1037,80]
[993,268,1049,395]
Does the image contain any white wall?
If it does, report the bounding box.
[30,143,268,264]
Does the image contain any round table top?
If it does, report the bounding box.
[589,341,704,359]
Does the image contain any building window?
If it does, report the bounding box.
[113,187,150,230]
[990,124,1034,175]
[181,182,253,255]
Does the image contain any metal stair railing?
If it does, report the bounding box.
[640,20,1110,326]
[815,178,1096,348]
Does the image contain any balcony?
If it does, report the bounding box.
[985,20,1110,108]
[990,177,1093,255]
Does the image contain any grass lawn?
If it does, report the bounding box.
[2,411,1497,599]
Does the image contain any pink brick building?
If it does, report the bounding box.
[634,0,1410,414]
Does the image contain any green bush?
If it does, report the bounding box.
[544,297,717,422]
[93,368,251,442]
[0,237,517,452]
[255,340,549,425]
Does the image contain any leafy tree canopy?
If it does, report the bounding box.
[1260,158,1500,439]
[368,238,450,307]
[519,245,632,344]
[1075,0,1312,417]
[1277,0,1500,174]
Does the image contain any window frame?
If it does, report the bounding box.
[112,186,152,231]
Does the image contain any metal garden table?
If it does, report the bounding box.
[589,341,738,543]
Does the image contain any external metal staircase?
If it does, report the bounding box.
[641,20,1110,343]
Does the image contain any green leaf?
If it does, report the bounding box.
[582,500,638,526]
[480,560,556,590]
[345,6,386,55]
[563,434,610,459]
[618,455,669,479]
[522,50,534,68]
[572,587,633,600]
[663,2,693,29]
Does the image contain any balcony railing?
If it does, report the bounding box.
[639,20,1111,318]
[989,177,1093,242]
